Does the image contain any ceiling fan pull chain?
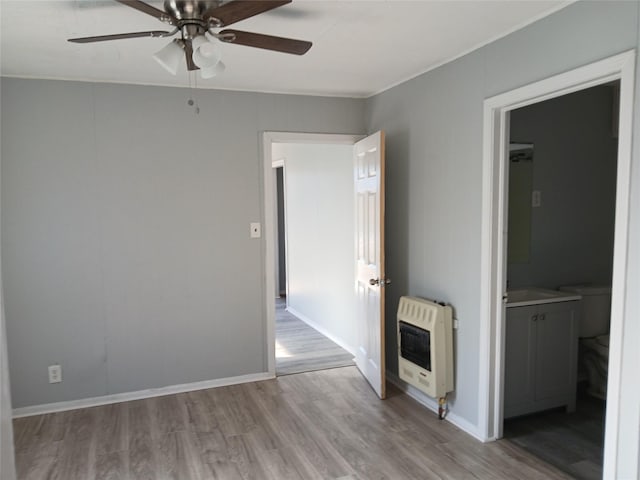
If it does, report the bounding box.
[187,72,200,115]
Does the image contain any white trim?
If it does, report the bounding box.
[12,371,273,418]
[262,132,364,378]
[387,372,484,442]
[264,132,364,145]
[479,50,636,478]
[368,2,576,98]
[286,306,357,357]
[1,74,366,99]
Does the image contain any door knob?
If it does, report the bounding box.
[369,278,392,286]
[369,278,379,286]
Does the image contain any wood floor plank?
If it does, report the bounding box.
[275,395,359,479]
[154,430,204,480]
[54,437,98,480]
[94,451,128,480]
[184,390,220,433]
[225,433,266,480]
[95,402,129,456]
[13,366,573,480]
[149,394,186,439]
[276,298,354,376]
[504,393,605,478]
[125,398,155,480]
[13,442,60,480]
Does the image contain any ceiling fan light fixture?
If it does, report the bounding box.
[152,39,184,75]
[192,35,222,69]
[200,60,226,79]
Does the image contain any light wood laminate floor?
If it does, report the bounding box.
[276,298,354,376]
[13,366,571,480]
[504,392,605,480]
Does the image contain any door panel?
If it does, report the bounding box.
[535,303,577,401]
[504,305,536,415]
[354,131,386,399]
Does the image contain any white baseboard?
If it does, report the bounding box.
[12,371,274,418]
[286,306,356,357]
[387,371,485,442]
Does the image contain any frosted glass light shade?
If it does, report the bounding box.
[153,39,184,75]
[200,60,225,79]
[192,35,222,69]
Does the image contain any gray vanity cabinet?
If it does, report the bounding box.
[504,300,579,419]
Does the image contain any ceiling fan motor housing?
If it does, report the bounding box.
[165,0,221,39]
[164,0,221,20]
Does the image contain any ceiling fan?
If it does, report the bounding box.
[68,0,312,78]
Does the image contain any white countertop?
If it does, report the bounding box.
[506,287,582,308]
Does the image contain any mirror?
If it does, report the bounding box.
[508,143,533,264]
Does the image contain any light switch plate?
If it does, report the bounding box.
[250,222,261,238]
[532,190,541,207]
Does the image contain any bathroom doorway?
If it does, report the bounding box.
[501,82,619,479]
[479,51,636,480]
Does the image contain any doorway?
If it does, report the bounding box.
[262,133,362,377]
[271,144,355,376]
[263,131,388,398]
[479,51,636,479]
[501,83,619,479]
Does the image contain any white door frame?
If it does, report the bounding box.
[262,132,363,376]
[478,50,636,477]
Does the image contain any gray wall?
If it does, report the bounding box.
[0,79,364,408]
[508,86,618,289]
[272,142,356,352]
[365,0,640,443]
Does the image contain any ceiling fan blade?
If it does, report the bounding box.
[114,0,176,25]
[220,29,312,55]
[184,40,199,71]
[203,0,291,27]
[68,31,172,43]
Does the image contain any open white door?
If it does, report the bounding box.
[354,131,386,399]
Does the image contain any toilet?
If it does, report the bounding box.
[559,285,611,400]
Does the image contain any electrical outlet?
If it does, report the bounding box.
[250,222,261,238]
[48,364,62,384]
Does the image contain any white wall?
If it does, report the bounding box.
[0,79,365,409]
[508,86,618,289]
[272,143,356,353]
[366,1,640,474]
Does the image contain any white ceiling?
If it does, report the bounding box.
[1,0,572,98]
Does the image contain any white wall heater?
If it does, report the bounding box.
[397,296,454,399]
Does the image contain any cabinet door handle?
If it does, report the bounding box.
[539,314,545,321]
[532,315,538,322]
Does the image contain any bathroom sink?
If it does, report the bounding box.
[506,288,581,308]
